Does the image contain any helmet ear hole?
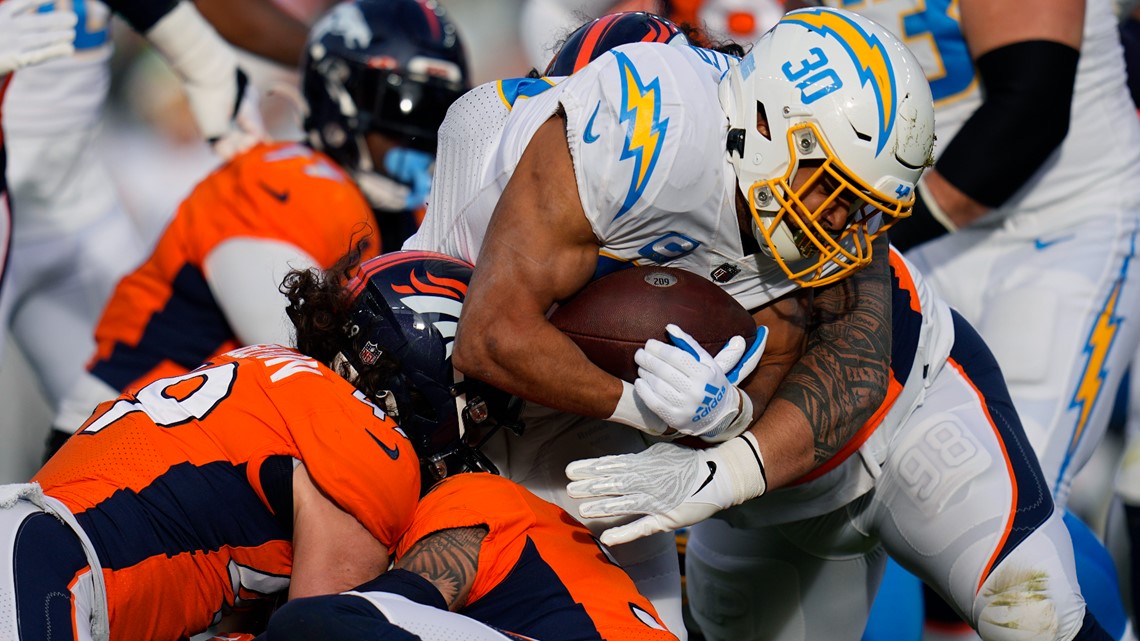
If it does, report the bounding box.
[756,101,771,140]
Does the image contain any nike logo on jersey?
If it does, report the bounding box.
[366,429,400,460]
[259,181,290,203]
[584,102,601,144]
[693,461,717,496]
[1034,235,1074,250]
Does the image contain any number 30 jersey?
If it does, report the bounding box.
[33,345,421,641]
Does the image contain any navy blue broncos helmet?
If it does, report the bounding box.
[302,0,469,167]
[341,251,523,486]
[545,11,688,76]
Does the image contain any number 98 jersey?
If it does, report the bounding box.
[33,345,421,641]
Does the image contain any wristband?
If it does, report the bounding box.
[608,381,668,436]
[720,431,768,503]
[701,387,754,443]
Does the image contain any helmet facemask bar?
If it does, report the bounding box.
[747,122,915,287]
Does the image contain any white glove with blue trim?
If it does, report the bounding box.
[633,324,766,442]
[566,433,767,546]
[0,0,76,76]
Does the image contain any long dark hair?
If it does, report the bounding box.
[281,242,399,398]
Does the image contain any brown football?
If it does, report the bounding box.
[549,266,756,381]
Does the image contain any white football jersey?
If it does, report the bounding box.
[408,42,809,312]
[828,0,1140,219]
[3,0,111,137]
[409,42,957,492]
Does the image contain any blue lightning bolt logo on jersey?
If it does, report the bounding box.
[612,50,669,220]
[782,8,898,157]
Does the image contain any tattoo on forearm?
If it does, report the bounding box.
[776,237,892,465]
[394,526,489,611]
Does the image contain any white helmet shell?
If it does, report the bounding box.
[719,6,934,286]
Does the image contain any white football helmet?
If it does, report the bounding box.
[719,7,934,287]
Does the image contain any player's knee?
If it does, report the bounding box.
[972,567,1091,641]
[266,594,418,641]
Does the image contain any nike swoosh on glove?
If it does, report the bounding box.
[566,433,766,546]
[633,324,767,442]
[0,0,76,76]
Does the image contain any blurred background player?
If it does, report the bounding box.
[46,0,470,457]
[823,0,1140,636]
[0,0,302,483]
[261,250,673,641]
[0,0,77,326]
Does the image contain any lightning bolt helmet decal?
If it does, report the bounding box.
[781,8,898,157]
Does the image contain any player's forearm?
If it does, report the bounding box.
[194,0,308,67]
[394,526,488,612]
[452,316,624,419]
[752,239,892,488]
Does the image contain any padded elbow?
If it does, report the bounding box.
[936,40,1079,207]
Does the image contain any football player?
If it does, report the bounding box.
[258,250,674,641]
[46,0,470,457]
[0,0,299,483]
[404,7,1115,640]
[0,0,76,366]
[0,250,529,641]
[827,0,1140,635]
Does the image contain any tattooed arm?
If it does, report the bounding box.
[393,526,490,612]
[743,235,892,489]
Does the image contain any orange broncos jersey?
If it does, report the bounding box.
[35,345,420,641]
[395,473,677,641]
[88,141,379,395]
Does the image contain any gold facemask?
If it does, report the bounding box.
[746,123,914,287]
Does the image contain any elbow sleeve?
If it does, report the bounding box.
[935,40,1079,208]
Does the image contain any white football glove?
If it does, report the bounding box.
[566,434,767,546]
[633,324,767,442]
[144,2,265,159]
[0,0,76,76]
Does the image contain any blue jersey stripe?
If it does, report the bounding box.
[888,261,920,386]
[91,263,235,391]
[75,460,289,571]
[461,538,603,641]
[949,310,1054,583]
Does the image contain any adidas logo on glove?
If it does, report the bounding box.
[692,384,726,422]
